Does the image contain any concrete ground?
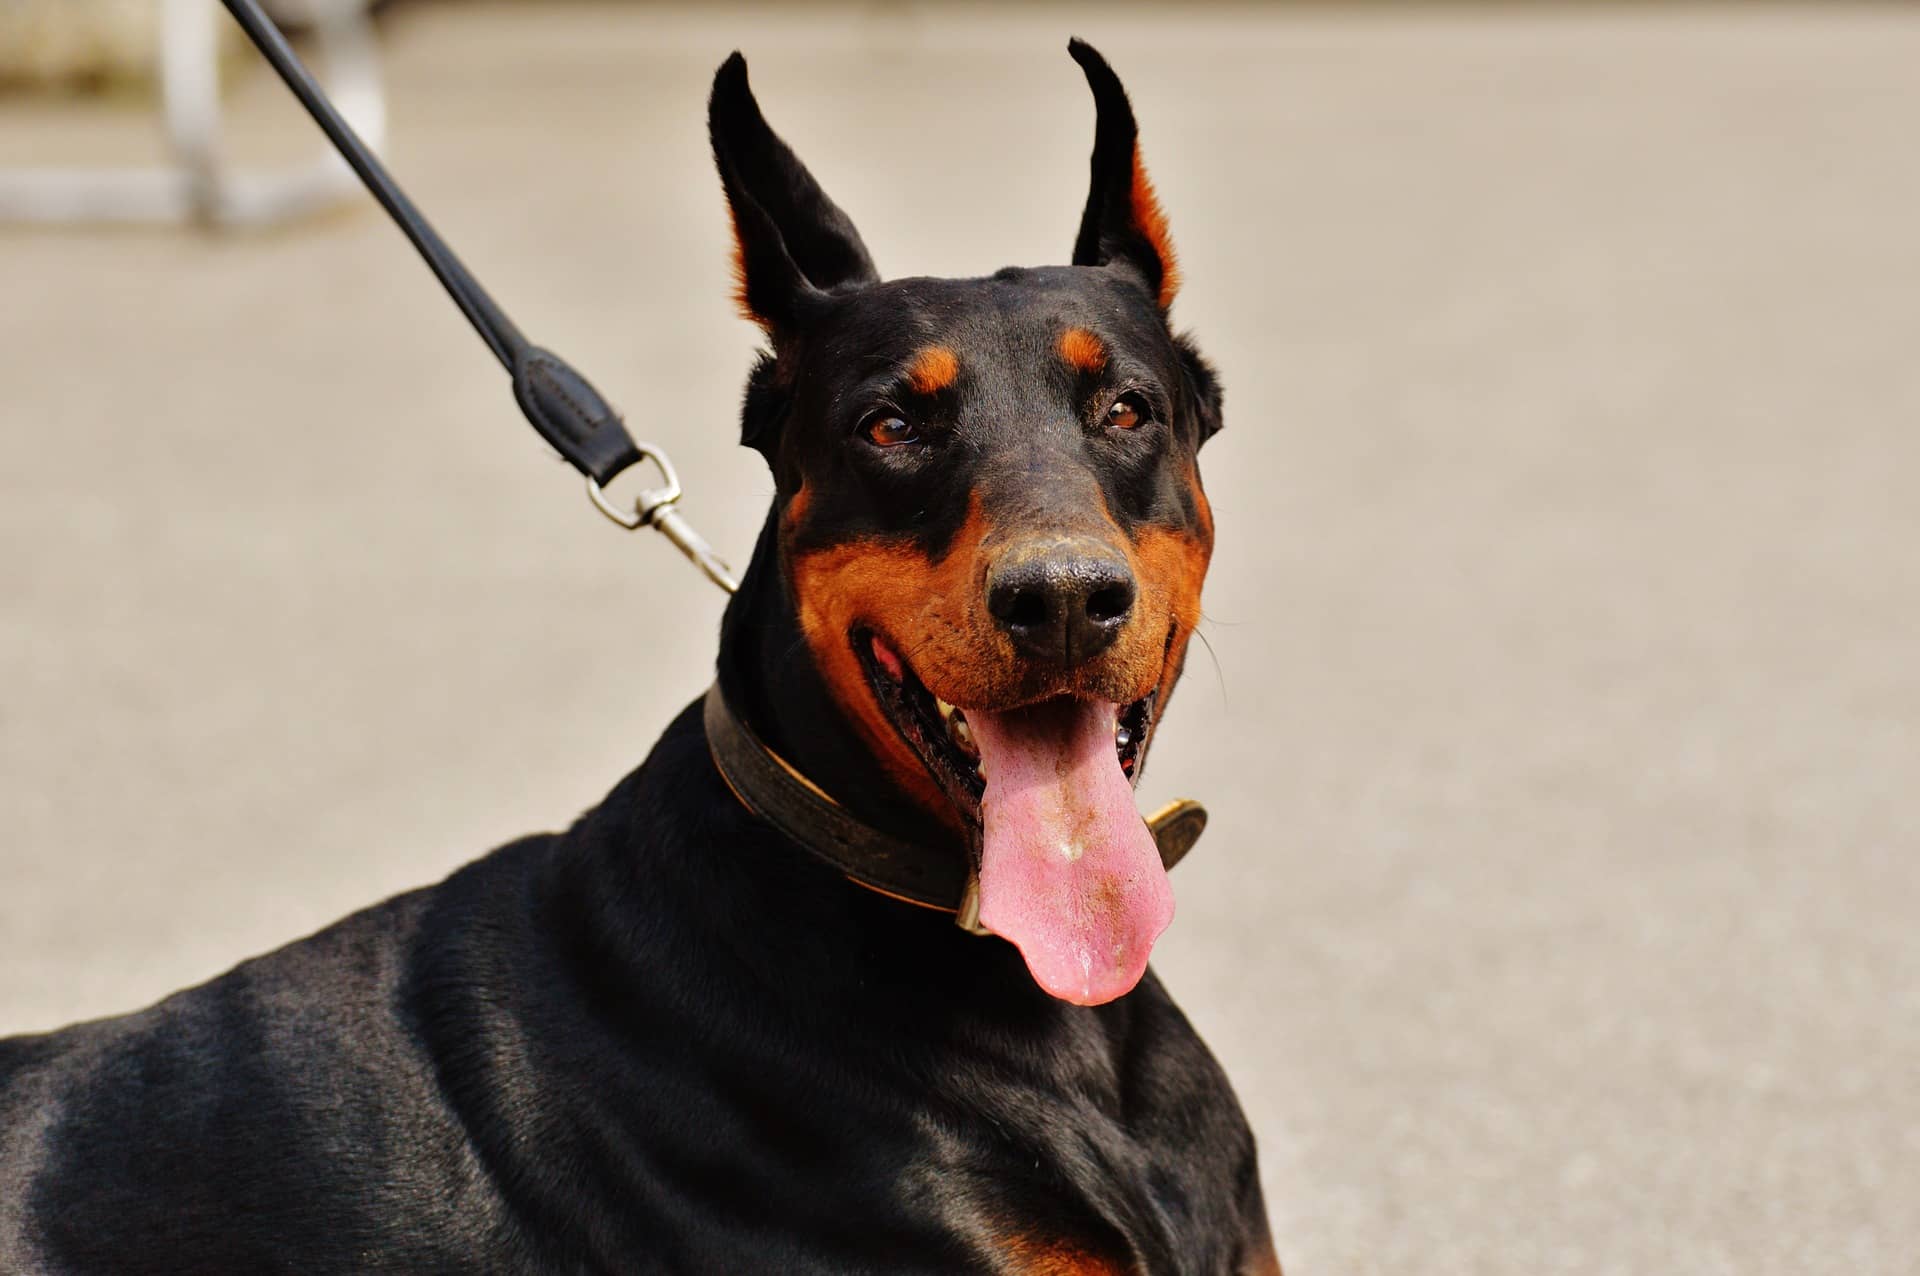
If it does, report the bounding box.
[3,4,1916,1272]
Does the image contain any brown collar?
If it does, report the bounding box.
[702,683,1207,934]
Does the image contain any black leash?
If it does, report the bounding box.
[220,0,736,591]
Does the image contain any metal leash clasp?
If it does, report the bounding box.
[587,445,739,595]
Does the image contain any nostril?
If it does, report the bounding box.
[1085,582,1134,625]
[987,543,1133,661]
[1004,589,1050,631]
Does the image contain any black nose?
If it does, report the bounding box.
[987,539,1137,664]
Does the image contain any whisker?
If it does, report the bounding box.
[1192,621,1227,709]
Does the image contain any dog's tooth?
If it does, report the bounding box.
[934,695,956,720]
[948,713,978,758]
[1114,725,1133,753]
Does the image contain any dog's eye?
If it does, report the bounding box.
[863,413,919,447]
[1106,393,1149,431]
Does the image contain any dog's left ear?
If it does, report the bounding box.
[1177,335,1223,446]
[709,53,879,333]
[1067,39,1178,312]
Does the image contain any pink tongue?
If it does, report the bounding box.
[967,698,1173,1006]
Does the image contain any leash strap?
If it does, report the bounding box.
[220,0,642,487]
[224,0,737,589]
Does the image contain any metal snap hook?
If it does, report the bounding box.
[587,443,680,530]
[587,446,739,595]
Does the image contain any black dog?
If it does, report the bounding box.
[0,43,1277,1274]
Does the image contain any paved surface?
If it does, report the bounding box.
[3,5,1916,1272]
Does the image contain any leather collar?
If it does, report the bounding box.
[702,683,1207,933]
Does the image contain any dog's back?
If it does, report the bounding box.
[0,862,527,1270]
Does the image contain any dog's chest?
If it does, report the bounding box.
[588,1011,1255,1274]
[889,1037,1256,1275]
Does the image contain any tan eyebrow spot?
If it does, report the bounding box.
[905,346,960,395]
[1057,327,1108,374]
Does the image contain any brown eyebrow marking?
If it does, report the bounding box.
[1057,327,1108,374]
[905,346,960,395]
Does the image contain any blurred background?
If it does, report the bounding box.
[2,3,1916,1272]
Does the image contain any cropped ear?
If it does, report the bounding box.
[1067,39,1178,312]
[709,53,879,333]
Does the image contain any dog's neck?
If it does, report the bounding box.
[715,508,953,851]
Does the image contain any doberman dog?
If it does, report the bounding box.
[0,42,1277,1275]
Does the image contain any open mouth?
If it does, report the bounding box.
[853,629,1155,816]
[853,628,1174,1006]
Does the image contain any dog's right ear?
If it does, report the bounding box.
[709,53,878,334]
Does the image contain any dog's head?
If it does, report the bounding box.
[711,42,1220,1005]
